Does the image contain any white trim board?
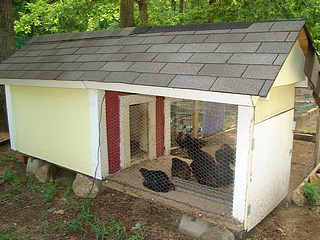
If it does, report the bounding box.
[5,85,16,150]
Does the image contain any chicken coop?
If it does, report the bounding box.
[0,19,319,232]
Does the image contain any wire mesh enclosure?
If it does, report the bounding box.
[294,88,318,136]
[169,100,237,205]
[107,92,238,206]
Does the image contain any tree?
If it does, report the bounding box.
[120,0,134,27]
[0,0,15,132]
[136,0,148,25]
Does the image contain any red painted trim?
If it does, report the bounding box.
[106,91,127,173]
[156,97,165,157]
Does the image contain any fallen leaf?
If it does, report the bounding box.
[277,228,287,236]
[53,209,65,215]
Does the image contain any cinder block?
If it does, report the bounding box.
[26,158,46,174]
[178,215,215,238]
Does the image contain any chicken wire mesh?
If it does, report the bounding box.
[169,100,237,204]
[106,92,237,205]
[294,88,318,140]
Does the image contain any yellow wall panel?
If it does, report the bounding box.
[11,86,92,175]
[273,41,306,87]
[255,84,295,123]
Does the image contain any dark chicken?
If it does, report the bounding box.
[214,144,235,186]
[215,144,235,165]
[171,157,192,180]
[176,131,207,150]
[187,149,218,187]
[139,168,175,193]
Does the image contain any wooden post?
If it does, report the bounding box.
[192,101,200,138]
[314,113,320,167]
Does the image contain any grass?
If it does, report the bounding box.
[0,148,150,240]
[302,182,320,205]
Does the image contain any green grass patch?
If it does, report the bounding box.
[302,182,320,205]
[48,201,149,239]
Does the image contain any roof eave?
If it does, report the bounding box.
[0,78,255,106]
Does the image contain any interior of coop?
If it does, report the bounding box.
[105,95,245,230]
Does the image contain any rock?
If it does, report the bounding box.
[291,188,306,206]
[47,207,56,213]
[200,226,235,240]
[35,164,56,183]
[10,189,21,196]
[178,215,215,238]
[72,173,102,198]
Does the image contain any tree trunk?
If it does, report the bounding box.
[171,0,176,11]
[120,0,134,28]
[136,0,148,25]
[179,0,184,12]
[0,0,15,132]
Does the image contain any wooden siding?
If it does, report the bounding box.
[255,84,295,124]
[10,86,93,175]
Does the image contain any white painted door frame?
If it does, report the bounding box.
[120,95,156,169]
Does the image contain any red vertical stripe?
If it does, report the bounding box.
[106,91,126,173]
[156,96,165,157]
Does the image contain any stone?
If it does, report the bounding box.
[72,173,102,198]
[200,226,235,240]
[291,188,306,207]
[35,164,56,183]
[178,215,215,238]
[26,158,46,174]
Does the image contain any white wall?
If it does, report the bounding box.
[246,110,294,230]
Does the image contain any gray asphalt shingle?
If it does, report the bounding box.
[187,53,231,63]
[101,62,134,71]
[133,73,175,86]
[227,53,277,65]
[104,71,139,83]
[199,64,247,78]
[128,62,166,73]
[179,43,219,53]
[257,42,294,53]
[210,77,265,95]
[160,63,203,75]
[147,44,183,53]
[153,53,192,62]
[0,19,309,97]
[169,75,216,90]
[205,33,245,43]
[243,65,281,80]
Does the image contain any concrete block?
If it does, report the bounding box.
[200,226,235,240]
[26,158,46,174]
[178,215,215,238]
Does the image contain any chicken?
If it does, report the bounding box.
[215,144,235,165]
[176,131,207,150]
[171,157,192,180]
[214,144,235,186]
[187,148,218,187]
[139,168,175,193]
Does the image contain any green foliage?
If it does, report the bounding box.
[0,169,19,184]
[48,200,149,239]
[14,0,120,36]
[302,182,320,205]
[42,181,58,203]
[12,0,320,53]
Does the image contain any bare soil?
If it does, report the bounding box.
[1,136,320,239]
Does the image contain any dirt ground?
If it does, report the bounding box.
[1,136,320,239]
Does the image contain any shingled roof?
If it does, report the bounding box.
[0,19,309,97]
